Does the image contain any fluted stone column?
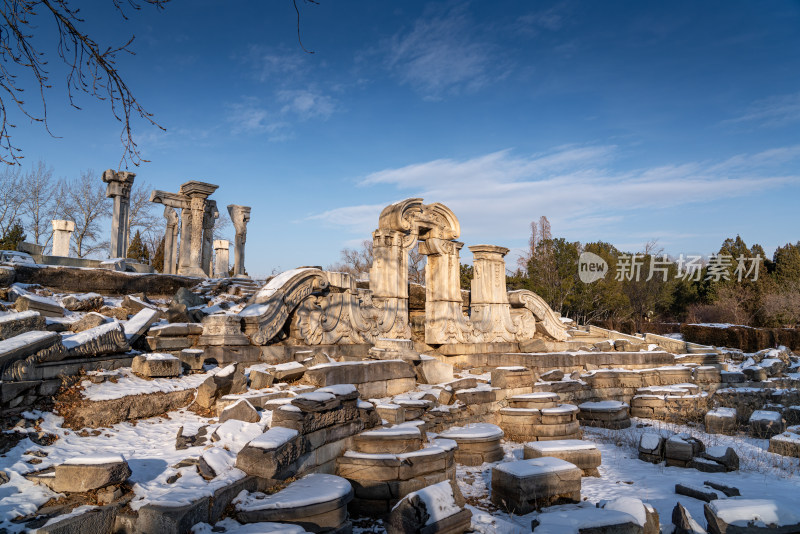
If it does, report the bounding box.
[202,201,219,276]
[51,220,75,257]
[213,239,230,278]
[420,238,473,344]
[163,206,179,274]
[178,206,192,274]
[102,169,136,258]
[227,204,251,278]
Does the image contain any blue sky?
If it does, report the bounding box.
[9,1,800,276]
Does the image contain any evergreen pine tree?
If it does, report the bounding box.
[0,222,27,251]
[126,230,150,264]
[151,236,165,272]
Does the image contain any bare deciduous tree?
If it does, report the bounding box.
[21,160,62,245]
[62,169,111,258]
[0,0,169,166]
[328,239,373,277]
[408,244,426,285]
[0,165,26,234]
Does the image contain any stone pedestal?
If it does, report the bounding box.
[213,240,230,278]
[51,220,75,257]
[102,169,136,258]
[227,204,251,278]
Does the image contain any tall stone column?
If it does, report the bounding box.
[227,205,251,278]
[469,245,517,342]
[180,181,218,278]
[178,207,192,274]
[213,240,230,278]
[202,201,219,276]
[102,169,136,258]
[369,228,412,339]
[163,206,179,274]
[51,220,75,257]
[420,238,473,344]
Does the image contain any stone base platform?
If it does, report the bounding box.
[577,400,631,429]
[523,439,601,476]
[432,351,676,373]
[491,457,582,514]
[438,423,505,465]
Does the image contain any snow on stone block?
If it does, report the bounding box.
[234,473,353,531]
[123,307,161,342]
[219,399,260,424]
[705,407,737,435]
[317,383,359,399]
[749,409,785,438]
[193,519,309,533]
[246,427,299,450]
[768,430,800,457]
[53,456,131,492]
[637,433,665,463]
[388,479,471,534]
[491,458,582,514]
[705,498,800,533]
[531,502,642,534]
[597,497,658,531]
[131,353,182,378]
[62,321,130,357]
[523,439,601,476]
[212,420,265,453]
[439,423,504,442]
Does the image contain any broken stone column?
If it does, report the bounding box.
[181,181,219,278]
[468,245,517,342]
[227,205,251,278]
[102,169,136,258]
[214,239,230,278]
[202,200,219,275]
[162,206,179,275]
[51,220,74,257]
[369,228,412,339]
[420,238,474,344]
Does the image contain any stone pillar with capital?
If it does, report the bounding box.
[102,169,136,258]
[468,245,518,342]
[227,204,251,278]
[179,181,219,278]
[51,220,75,257]
[162,206,179,274]
[213,239,230,278]
[202,201,219,276]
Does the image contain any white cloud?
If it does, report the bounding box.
[245,45,308,84]
[277,89,336,120]
[226,98,289,139]
[306,145,800,244]
[384,4,502,98]
[725,92,800,128]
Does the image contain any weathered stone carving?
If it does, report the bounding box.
[51,220,74,257]
[227,205,251,278]
[294,272,379,345]
[240,268,329,345]
[102,169,136,259]
[508,289,570,341]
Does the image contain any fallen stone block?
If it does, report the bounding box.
[387,479,470,534]
[0,310,45,341]
[675,483,719,503]
[491,366,536,389]
[704,498,800,534]
[69,312,107,333]
[491,457,581,514]
[15,294,65,318]
[249,368,274,389]
[638,433,666,464]
[61,292,104,312]
[749,410,785,438]
[131,353,182,378]
[415,356,454,384]
[531,502,644,533]
[665,434,704,467]
[179,348,206,371]
[63,322,130,358]
[52,455,131,492]
[599,497,659,534]
[123,307,162,344]
[672,502,707,534]
[705,407,737,435]
[235,473,353,532]
[524,439,601,476]
[219,399,260,423]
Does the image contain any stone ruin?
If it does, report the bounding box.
[0,197,799,533]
